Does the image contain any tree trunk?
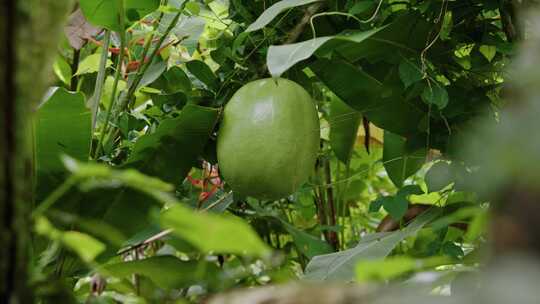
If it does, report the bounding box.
[0,1,72,302]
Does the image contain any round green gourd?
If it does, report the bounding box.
[217,78,320,200]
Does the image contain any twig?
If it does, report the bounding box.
[324,157,339,250]
[117,229,173,256]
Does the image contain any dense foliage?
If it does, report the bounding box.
[33,0,517,302]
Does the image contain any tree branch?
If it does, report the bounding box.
[285,2,324,44]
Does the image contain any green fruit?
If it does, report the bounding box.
[217,78,320,200]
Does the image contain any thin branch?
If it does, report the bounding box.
[324,157,339,250]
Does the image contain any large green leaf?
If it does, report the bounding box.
[102,255,218,290]
[161,205,271,256]
[267,27,385,77]
[303,208,440,281]
[246,0,322,32]
[329,97,362,164]
[186,60,219,91]
[35,88,90,200]
[36,88,90,172]
[312,60,425,136]
[124,104,219,184]
[383,131,426,187]
[335,12,431,63]
[310,59,382,112]
[79,0,160,31]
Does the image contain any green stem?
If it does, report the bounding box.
[94,1,127,158]
[32,176,77,218]
[89,30,111,156]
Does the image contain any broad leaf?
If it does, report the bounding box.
[421,84,449,110]
[310,59,382,112]
[383,131,426,187]
[35,217,105,263]
[80,0,160,31]
[124,104,219,184]
[186,60,219,91]
[246,0,322,32]
[267,27,385,77]
[425,161,453,192]
[36,88,90,199]
[329,97,362,164]
[161,204,270,256]
[399,58,423,88]
[382,195,408,220]
[75,53,113,75]
[303,208,440,281]
[174,16,206,53]
[312,60,425,136]
[279,219,333,259]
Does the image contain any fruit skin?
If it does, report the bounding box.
[217,78,320,200]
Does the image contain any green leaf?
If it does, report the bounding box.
[442,242,464,259]
[161,204,270,256]
[162,66,192,93]
[279,219,333,259]
[101,76,127,110]
[53,56,72,84]
[185,1,200,15]
[440,11,453,41]
[355,255,452,282]
[76,53,113,75]
[398,185,424,197]
[329,97,362,164]
[349,1,374,14]
[381,185,423,220]
[310,59,382,112]
[479,45,497,62]
[383,195,408,220]
[35,217,105,263]
[425,161,453,192]
[124,104,219,184]
[186,60,219,91]
[102,255,217,289]
[36,88,90,199]
[355,256,416,282]
[311,60,425,136]
[246,0,322,32]
[304,208,441,281]
[369,198,385,213]
[79,0,121,31]
[383,131,426,187]
[267,27,384,77]
[135,61,167,90]
[398,59,423,88]
[80,0,160,31]
[173,16,207,54]
[421,84,449,110]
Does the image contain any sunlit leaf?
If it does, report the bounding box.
[246,0,322,32]
[161,205,270,256]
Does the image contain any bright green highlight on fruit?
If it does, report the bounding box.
[217,78,320,200]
